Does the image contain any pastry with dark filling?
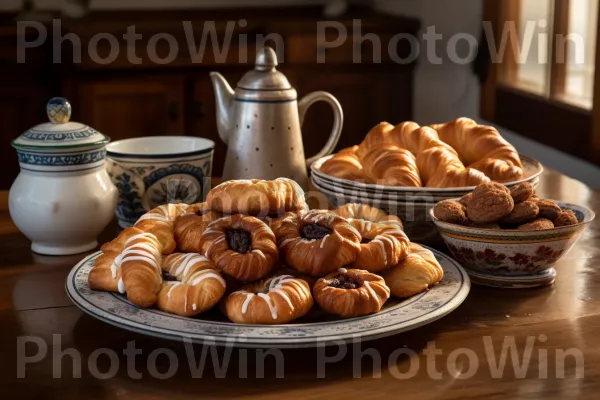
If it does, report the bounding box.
[201,214,278,282]
[277,210,361,276]
[313,268,390,317]
[173,202,222,253]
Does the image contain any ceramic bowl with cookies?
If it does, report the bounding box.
[311,118,543,244]
[430,182,595,288]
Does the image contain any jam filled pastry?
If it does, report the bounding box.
[201,214,278,282]
[333,203,404,230]
[118,231,164,308]
[348,219,410,272]
[157,253,226,317]
[173,202,222,253]
[277,210,361,276]
[225,275,313,324]
[381,243,444,298]
[88,227,147,293]
[206,178,307,216]
[135,203,191,254]
[313,268,390,318]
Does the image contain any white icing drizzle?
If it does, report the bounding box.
[371,236,388,265]
[319,234,330,249]
[117,278,126,294]
[280,238,297,247]
[110,259,120,278]
[338,268,348,274]
[192,304,197,311]
[257,293,278,319]
[252,249,266,260]
[300,238,317,244]
[167,282,182,299]
[346,224,361,239]
[190,270,226,288]
[240,292,255,314]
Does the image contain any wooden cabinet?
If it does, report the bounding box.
[77,76,187,141]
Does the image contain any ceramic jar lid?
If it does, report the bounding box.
[12,97,109,151]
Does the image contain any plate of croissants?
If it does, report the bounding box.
[67,178,470,348]
[315,118,543,192]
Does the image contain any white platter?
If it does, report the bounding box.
[66,247,470,348]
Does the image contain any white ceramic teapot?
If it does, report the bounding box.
[9,97,118,255]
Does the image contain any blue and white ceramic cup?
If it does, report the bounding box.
[106,136,214,228]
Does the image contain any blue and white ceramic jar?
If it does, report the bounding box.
[10,97,118,255]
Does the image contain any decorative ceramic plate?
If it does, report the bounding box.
[66,246,470,348]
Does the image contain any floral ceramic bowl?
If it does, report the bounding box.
[429,201,595,288]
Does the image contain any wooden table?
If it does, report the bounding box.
[2,169,600,399]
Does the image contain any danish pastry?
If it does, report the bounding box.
[173,203,222,253]
[135,203,190,254]
[277,210,362,276]
[201,214,278,282]
[349,219,409,272]
[333,203,403,230]
[157,253,226,317]
[320,146,369,182]
[313,268,390,317]
[381,243,444,298]
[225,274,313,324]
[206,178,307,216]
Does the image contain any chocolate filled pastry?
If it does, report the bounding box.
[173,202,222,253]
[333,203,404,230]
[206,178,307,216]
[201,214,278,282]
[313,268,390,317]
[157,253,226,317]
[381,243,444,298]
[349,219,410,272]
[225,274,313,324]
[277,210,361,276]
[259,211,304,241]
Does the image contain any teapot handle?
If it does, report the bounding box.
[298,91,344,167]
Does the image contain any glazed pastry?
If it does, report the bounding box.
[201,214,278,282]
[381,243,444,298]
[88,227,147,293]
[333,203,403,230]
[206,178,306,216]
[277,210,361,276]
[313,268,390,317]
[157,253,226,317]
[134,203,191,254]
[320,146,369,182]
[349,219,409,272]
[225,274,313,324]
[430,118,523,182]
[119,231,164,308]
[259,211,304,241]
[361,144,422,187]
[173,203,222,253]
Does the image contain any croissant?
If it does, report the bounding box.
[206,178,307,216]
[173,203,222,253]
[430,118,523,182]
[320,146,369,181]
[277,210,362,276]
[201,214,278,282]
[361,144,422,187]
[348,219,409,272]
[119,231,164,308]
[225,274,313,324]
[381,243,444,298]
[134,204,191,254]
[88,227,147,293]
[417,145,490,188]
[313,268,390,317]
[157,253,226,316]
[333,203,403,230]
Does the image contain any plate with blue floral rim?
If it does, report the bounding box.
[66,246,471,348]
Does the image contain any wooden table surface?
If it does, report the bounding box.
[2,169,600,400]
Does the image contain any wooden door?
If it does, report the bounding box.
[77,75,187,141]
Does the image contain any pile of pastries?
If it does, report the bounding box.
[88,178,444,324]
[321,117,524,188]
[433,182,579,230]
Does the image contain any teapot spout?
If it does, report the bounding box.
[209,72,235,145]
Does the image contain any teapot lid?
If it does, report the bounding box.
[12,97,109,150]
[237,47,292,91]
